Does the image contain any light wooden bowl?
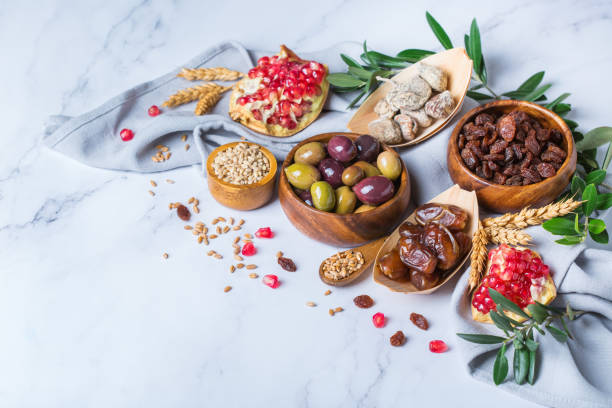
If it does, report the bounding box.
[347,48,473,147]
[447,100,577,213]
[373,185,479,294]
[206,141,277,211]
[278,133,411,247]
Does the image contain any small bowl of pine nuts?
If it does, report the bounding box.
[206,141,278,210]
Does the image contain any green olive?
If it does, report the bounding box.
[294,142,326,166]
[341,165,365,187]
[355,204,377,213]
[376,151,402,180]
[285,163,321,190]
[310,181,336,212]
[335,186,357,214]
[353,161,381,178]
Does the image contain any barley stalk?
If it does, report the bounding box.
[485,227,532,246]
[482,198,582,229]
[161,83,223,108]
[194,85,232,115]
[469,221,488,291]
[178,67,244,81]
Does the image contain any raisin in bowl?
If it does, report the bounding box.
[447,100,576,213]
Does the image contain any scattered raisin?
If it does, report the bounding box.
[176,204,191,221]
[277,256,297,272]
[390,331,406,346]
[353,295,374,309]
[410,313,429,330]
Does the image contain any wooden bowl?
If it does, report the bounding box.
[373,185,479,294]
[279,132,411,247]
[206,141,277,211]
[347,48,473,147]
[447,100,576,213]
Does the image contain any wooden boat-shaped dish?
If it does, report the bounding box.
[347,48,473,147]
[373,184,479,294]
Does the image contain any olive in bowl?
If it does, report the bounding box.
[279,132,411,247]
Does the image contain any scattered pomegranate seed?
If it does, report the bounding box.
[119,128,134,141]
[147,105,161,117]
[255,227,274,238]
[372,312,386,328]
[262,274,280,288]
[241,242,257,256]
[429,340,448,353]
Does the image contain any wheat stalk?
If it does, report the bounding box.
[469,221,488,291]
[485,227,532,246]
[178,67,244,81]
[162,83,223,108]
[482,198,582,229]
[194,85,232,115]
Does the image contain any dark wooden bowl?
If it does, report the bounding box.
[279,132,411,247]
[447,100,576,213]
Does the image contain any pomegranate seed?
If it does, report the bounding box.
[287,120,297,130]
[258,56,270,66]
[279,100,291,115]
[251,110,263,121]
[119,128,134,141]
[248,68,258,79]
[372,312,385,328]
[241,242,257,256]
[262,274,280,289]
[147,105,161,117]
[429,340,448,353]
[255,227,274,239]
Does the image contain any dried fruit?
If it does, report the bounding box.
[148,105,161,117]
[410,313,429,330]
[353,295,374,309]
[262,274,280,288]
[390,331,406,346]
[241,242,256,256]
[278,256,297,272]
[255,227,274,238]
[120,128,134,141]
[429,340,448,353]
[372,312,386,328]
[177,204,191,221]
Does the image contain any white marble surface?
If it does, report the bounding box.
[2,1,612,407]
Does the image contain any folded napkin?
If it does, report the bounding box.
[451,227,612,408]
[44,41,612,408]
[43,41,361,172]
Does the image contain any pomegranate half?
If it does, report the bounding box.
[471,244,557,323]
[228,45,329,137]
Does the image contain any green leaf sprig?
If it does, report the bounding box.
[330,11,612,246]
[457,288,583,385]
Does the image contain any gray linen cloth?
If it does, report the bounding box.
[43,42,611,408]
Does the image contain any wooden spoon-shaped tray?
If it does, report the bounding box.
[373,184,479,294]
[347,48,473,147]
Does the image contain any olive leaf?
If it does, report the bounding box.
[585,169,606,185]
[527,349,537,385]
[326,73,365,88]
[566,304,575,321]
[518,71,545,92]
[526,303,548,324]
[488,289,530,319]
[456,333,507,344]
[396,48,434,62]
[542,217,579,236]
[426,11,453,50]
[588,218,606,235]
[469,18,484,79]
[582,184,598,216]
[545,92,570,110]
[493,343,509,385]
[514,347,529,384]
[523,84,552,102]
[525,338,539,352]
[589,228,609,244]
[346,89,367,109]
[340,54,362,69]
[576,126,612,151]
[467,90,494,101]
[546,324,568,343]
[348,66,373,81]
[490,310,514,332]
